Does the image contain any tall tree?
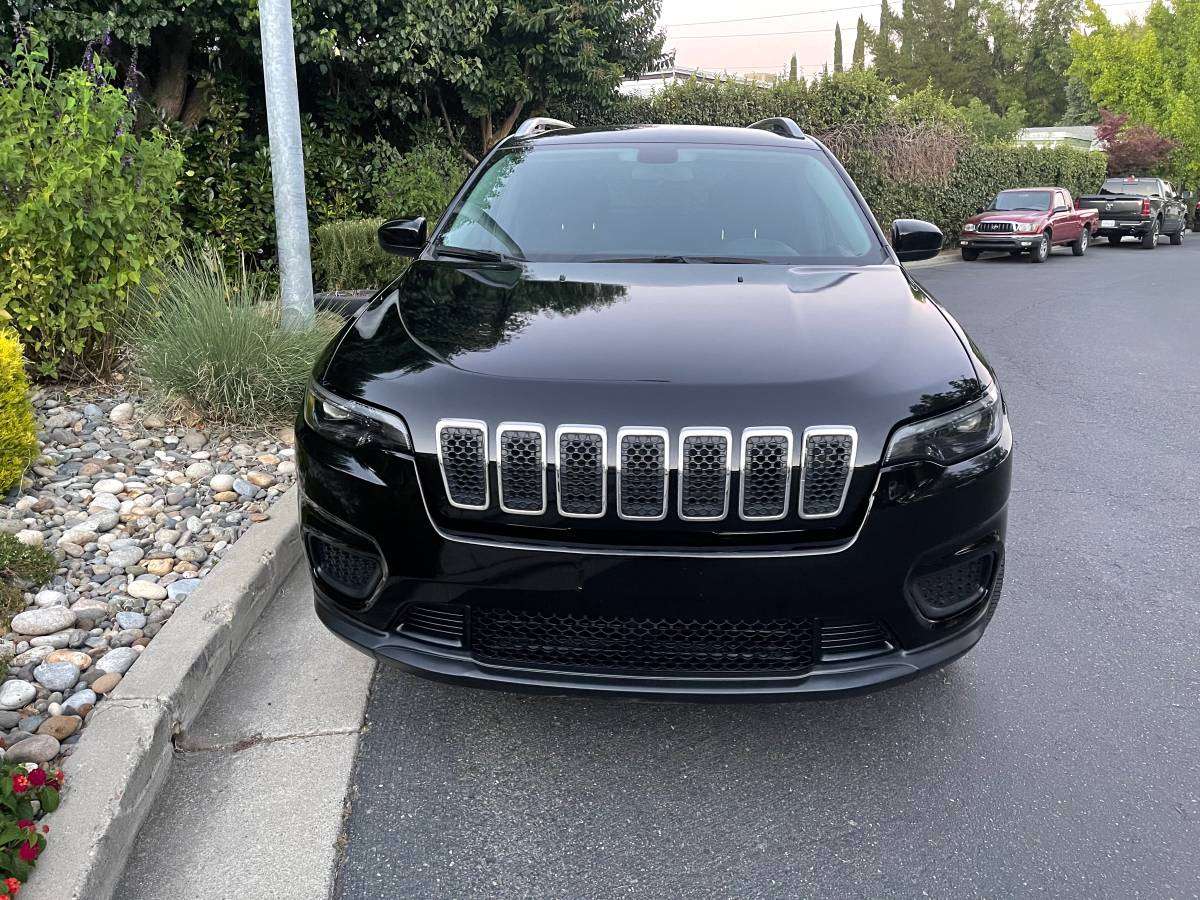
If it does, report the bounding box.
[852,16,867,69]
[1020,0,1078,124]
[1070,0,1200,179]
[869,0,901,79]
[833,23,844,73]
[1059,77,1099,125]
[789,53,798,81]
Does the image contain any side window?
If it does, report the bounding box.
[1055,191,1068,211]
[1163,182,1175,198]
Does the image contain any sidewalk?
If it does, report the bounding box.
[116,564,373,899]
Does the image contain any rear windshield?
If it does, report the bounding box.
[1099,178,1161,197]
[990,190,1052,211]
[434,142,886,265]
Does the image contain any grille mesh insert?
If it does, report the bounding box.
[802,432,853,517]
[977,221,1014,233]
[680,433,729,519]
[741,433,790,519]
[619,433,667,519]
[310,538,379,599]
[399,604,466,647]
[438,424,488,508]
[819,619,893,660]
[912,555,992,614]
[557,431,605,516]
[472,608,817,675]
[499,428,544,512]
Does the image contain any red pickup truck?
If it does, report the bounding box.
[959,187,1100,263]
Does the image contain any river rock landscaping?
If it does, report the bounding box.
[0,384,296,766]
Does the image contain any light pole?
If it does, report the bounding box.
[259,0,314,329]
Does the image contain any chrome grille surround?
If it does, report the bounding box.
[616,427,669,521]
[555,425,607,518]
[496,422,546,515]
[738,427,793,521]
[435,418,489,510]
[977,221,1015,233]
[799,426,857,519]
[677,427,732,521]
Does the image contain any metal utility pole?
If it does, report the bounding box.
[259,0,314,329]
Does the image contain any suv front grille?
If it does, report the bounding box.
[433,420,857,525]
[977,221,1014,233]
[472,607,817,675]
[618,429,668,520]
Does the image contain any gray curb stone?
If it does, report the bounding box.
[23,487,303,900]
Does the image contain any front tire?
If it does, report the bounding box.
[961,248,979,261]
[1072,227,1090,256]
[1029,231,1050,263]
[1108,234,1122,246]
[1141,218,1160,249]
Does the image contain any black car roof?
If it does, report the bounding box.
[506,123,821,150]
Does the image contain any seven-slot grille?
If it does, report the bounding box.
[976,221,1014,233]
[433,419,856,523]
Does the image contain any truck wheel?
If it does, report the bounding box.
[1108,235,1122,246]
[1028,231,1050,263]
[961,248,979,261]
[1072,227,1090,256]
[1169,228,1183,246]
[1141,219,1159,249]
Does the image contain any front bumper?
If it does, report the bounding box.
[297,422,1012,699]
[960,235,1039,251]
[1096,219,1152,236]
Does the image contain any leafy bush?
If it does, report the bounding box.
[122,252,341,427]
[312,219,403,292]
[0,761,63,887]
[368,136,468,222]
[0,30,183,377]
[0,329,37,493]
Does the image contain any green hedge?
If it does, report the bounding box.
[560,73,1107,243]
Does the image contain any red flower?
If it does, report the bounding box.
[49,769,64,789]
[2,891,12,900]
[4,877,18,893]
[17,841,38,862]
[28,767,46,787]
[10,774,29,794]
[41,825,48,834]
[16,820,34,830]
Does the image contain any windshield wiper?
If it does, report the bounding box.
[432,244,524,265]
[591,254,772,264]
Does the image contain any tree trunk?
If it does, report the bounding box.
[490,100,527,148]
[150,26,192,122]
[179,76,212,129]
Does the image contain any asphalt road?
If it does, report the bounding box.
[334,238,1200,899]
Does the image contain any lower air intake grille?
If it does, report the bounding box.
[679,431,730,520]
[557,429,606,516]
[399,604,466,647]
[820,619,893,660]
[911,554,994,618]
[801,431,854,517]
[438,421,488,509]
[498,426,544,513]
[740,431,791,520]
[471,608,817,675]
[310,538,380,600]
[618,431,667,519]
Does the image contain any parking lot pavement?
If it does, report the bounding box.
[334,239,1200,899]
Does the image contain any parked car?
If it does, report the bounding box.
[959,187,1098,262]
[298,117,1011,699]
[1076,176,1187,248]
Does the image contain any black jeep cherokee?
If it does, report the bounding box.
[297,117,1012,698]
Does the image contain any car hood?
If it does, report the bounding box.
[339,261,973,385]
[969,211,1046,225]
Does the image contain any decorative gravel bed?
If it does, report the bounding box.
[0,385,296,765]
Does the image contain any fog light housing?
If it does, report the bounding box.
[909,552,996,619]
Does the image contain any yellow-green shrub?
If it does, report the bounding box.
[0,328,38,492]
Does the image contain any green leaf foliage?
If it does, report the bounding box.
[0,329,38,493]
[0,30,183,377]
[312,219,396,293]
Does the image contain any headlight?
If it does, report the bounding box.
[963,222,976,232]
[303,382,411,452]
[885,384,1004,466]
[1015,222,1037,233]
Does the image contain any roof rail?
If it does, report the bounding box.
[513,117,574,137]
[748,117,806,139]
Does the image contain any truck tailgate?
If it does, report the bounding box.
[1078,195,1144,222]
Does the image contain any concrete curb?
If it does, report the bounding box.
[905,248,963,270]
[24,487,303,900]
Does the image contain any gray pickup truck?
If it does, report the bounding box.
[1076,176,1188,248]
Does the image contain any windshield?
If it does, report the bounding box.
[991,190,1052,211]
[434,143,886,265]
[1099,178,1161,197]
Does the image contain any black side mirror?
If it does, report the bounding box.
[891,218,943,263]
[1054,205,1070,213]
[378,217,427,257]
[975,206,985,215]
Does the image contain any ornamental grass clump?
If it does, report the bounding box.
[311,218,395,292]
[122,251,341,428]
[0,329,38,494]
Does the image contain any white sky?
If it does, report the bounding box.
[658,0,1154,77]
